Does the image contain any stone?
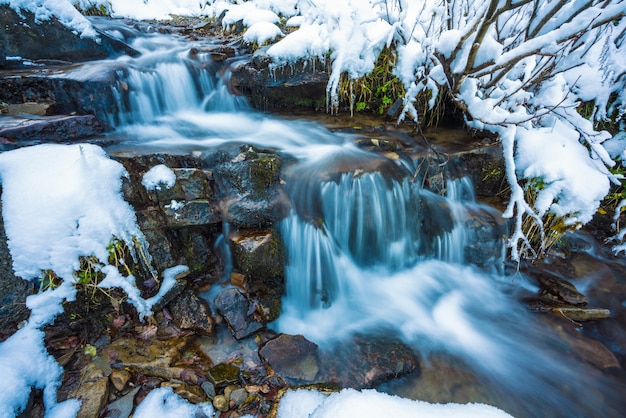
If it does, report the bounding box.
[102,386,139,418]
[551,307,611,321]
[207,146,290,229]
[229,229,284,284]
[155,168,211,203]
[134,207,177,272]
[214,288,263,340]
[161,381,207,403]
[0,114,105,143]
[69,362,110,418]
[532,270,589,306]
[207,363,241,386]
[201,381,216,399]
[229,388,248,407]
[109,369,132,391]
[229,55,329,110]
[213,394,229,412]
[259,334,319,383]
[163,199,221,227]
[167,288,214,335]
[318,335,419,388]
[103,336,192,382]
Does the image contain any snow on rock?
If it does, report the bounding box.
[243,21,283,45]
[277,388,514,418]
[0,143,190,416]
[73,0,208,20]
[142,164,176,191]
[2,0,97,37]
[0,144,141,280]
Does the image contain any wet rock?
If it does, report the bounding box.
[163,199,221,227]
[0,195,34,332]
[543,315,620,369]
[229,54,329,110]
[134,207,177,272]
[2,102,55,116]
[115,155,208,208]
[395,353,497,406]
[532,270,588,306]
[69,362,110,418]
[155,168,212,203]
[229,229,284,285]
[460,205,507,267]
[102,386,139,418]
[214,288,263,340]
[103,336,193,382]
[0,71,119,120]
[208,146,290,229]
[447,142,507,199]
[208,363,241,386]
[0,5,134,66]
[318,336,419,388]
[201,381,216,399]
[167,288,214,335]
[110,369,132,391]
[259,334,319,383]
[161,381,207,403]
[0,114,105,143]
[228,387,248,407]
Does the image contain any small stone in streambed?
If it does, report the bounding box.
[208,363,241,386]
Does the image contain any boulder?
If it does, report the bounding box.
[167,288,214,335]
[259,334,319,383]
[0,115,105,143]
[213,288,263,340]
[318,336,419,388]
[0,5,135,67]
[208,145,290,229]
[229,229,284,285]
[229,52,329,111]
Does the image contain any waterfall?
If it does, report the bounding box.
[89,21,624,416]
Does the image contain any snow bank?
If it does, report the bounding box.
[2,0,97,37]
[277,388,514,418]
[73,0,208,20]
[0,144,178,415]
[0,144,140,280]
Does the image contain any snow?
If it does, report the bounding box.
[277,388,514,418]
[2,0,97,37]
[515,121,610,224]
[243,21,283,45]
[0,144,179,415]
[142,163,176,191]
[0,144,141,280]
[133,387,215,417]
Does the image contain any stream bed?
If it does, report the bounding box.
[2,16,626,418]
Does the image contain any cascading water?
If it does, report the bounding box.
[91,20,626,417]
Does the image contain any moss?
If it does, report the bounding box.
[248,154,281,193]
[75,2,112,17]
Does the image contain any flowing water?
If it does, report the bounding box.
[75,19,626,417]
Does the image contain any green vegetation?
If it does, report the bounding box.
[521,177,579,258]
[75,1,112,17]
[338,47,405,117]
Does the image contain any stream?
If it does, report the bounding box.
[6,17,626,417]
